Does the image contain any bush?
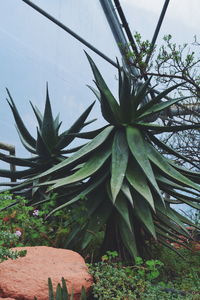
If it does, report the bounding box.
[0,231,26,263]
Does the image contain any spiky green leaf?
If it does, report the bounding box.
[111,130,129,202]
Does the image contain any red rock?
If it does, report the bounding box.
[0,246,93,300]
[0,298,16,300]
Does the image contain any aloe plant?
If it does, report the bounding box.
[0,87,94,201]
[34,277,87,300]
[8,55,200,259]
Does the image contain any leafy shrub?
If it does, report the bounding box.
[0,192,73,247]
[0,231,26,262]
[89,253,165,299]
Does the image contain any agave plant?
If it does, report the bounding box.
[34,277,87,300]
[10,55,200,259]
[0,87,95,201]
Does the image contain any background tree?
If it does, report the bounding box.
[125,33,200,168]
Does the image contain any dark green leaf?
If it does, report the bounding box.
[132,192,156,238]
[55,102,95,150]
[118,216,138,259]
[34,125,114,180]
[137,96,189,120]
[126,126,162,200]
[115,193,132,231]
[146,142,200,191]
[111,130,129,202]
[36,128,51,157]
[136,82,183,116]
[126,160,155,210]
[41,86,57,150]
[86,52,121,123]
[48,144,111,190]
[6,88,36,148]
[30,102,43,129]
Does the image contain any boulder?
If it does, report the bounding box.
[0,298,16,300]
[0,246,93,300]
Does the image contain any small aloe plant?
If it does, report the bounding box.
[0,86,95,202]
[34,277,87,300]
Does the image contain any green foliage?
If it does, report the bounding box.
[0,87,94,202]
[0,192,79,247]
[152,245,200,290]
[89,254,183,300]
[22,54,200,260]
[0,231,26,263]
[34,277,87,300]
[88,251,200,299]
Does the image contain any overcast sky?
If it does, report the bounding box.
[0,0,200,212]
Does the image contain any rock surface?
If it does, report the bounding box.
[0,246,93,300]
[0,298,16,300]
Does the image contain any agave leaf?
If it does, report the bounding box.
[119,70,132,122]
[66,126,108,139]
[149,133,199,169]
[0,152,37,167]
[16,127,37,154]
[81,197,112,249]
[121,180,134,206]
[126,126,162,200]
[159,183,200,204]
[83,118,96,127]
[155,199,189,235]
[6,89,36,148]
[86,52,121,123]
[0,168,37,180]
[156,211,190,238]
[118,216,138,259]
[30,102,43,129]
[156,228,189,248]
[126,160,155,210]
[137,122,200,133]
[155,173,200,197]
[132,192,156,238]
[131,77,151,112]
[61,277,69,299]
[111,130,129,202]
[60,144,87,154]
[158,237,184,257]
[87,85,101,101]
[55,283,62,300]
[46,171,109,217]
[173,210,200,231]
[95,84,120,124]
[146,142,200,191]
[63,223,84,248]
[137,96,190,120]
[169,160,200,179]
[80,287,87,300]
[48,145,111,191]
[34,125,114,180]
[55,101,95,150]
[48,278,54,300]
[36,128,51,157]
[136,82,183,116]
[156,222,188,241]
[115,193,132,231]
[54,114,61,133]
[41,86,57,150]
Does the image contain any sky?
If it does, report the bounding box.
[0,0,200,212]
